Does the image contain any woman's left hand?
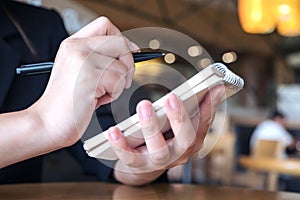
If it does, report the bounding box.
[107,85,225,185]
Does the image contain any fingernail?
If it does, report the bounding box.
[108,128,119,143]
[168,93,180,111]
[138,104,151,120]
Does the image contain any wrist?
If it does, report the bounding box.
[25,106,53,147]
[26,103,63,151]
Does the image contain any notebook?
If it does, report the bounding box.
[83,62,244,160]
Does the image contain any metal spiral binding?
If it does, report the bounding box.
[213,63,244,89]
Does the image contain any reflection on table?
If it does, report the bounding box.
[0,182,300,200]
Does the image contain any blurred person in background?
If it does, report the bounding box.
[250,110,296,157]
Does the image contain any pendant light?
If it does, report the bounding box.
[238,0,276,34]
[276,0,300,37]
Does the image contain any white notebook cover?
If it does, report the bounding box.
[83,63,244,160]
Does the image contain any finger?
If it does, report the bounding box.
[107,127,146,167]
[77,51,128,107]
[119,53,135,88]
[189,114,203,151]
[71,16,121,38]
[164,93,196,156]
[84,52,127,93]
[85,36,137,88]
[84,35,137,59]
[137,100,171,164]
[95,62,128,106]
[197,85,225,140]
[70,18,138,88]
[103,59,138,99]
[71,17,139,53]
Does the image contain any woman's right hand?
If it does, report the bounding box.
[30,16,138,148]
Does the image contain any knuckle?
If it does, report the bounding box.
[143,125,158,136]
[117,62,128,74]
[122,157,134,166]
[150,150,170,164]
[97,16,112,26]
[117,35,128,47]
[121,154,139,167]
[74,51,90,62]
[112,36,130,55]
[109,60,128,74]
[169,110,188,125]
[95,86,106,98]
[60,38,89,60]
[172,115,183,124]
[60,38,76,49]
[111,71,127,86]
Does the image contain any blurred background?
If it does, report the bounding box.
[18,0,300,193]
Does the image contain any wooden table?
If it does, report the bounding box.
[240,156,300,176]
[0,182,299,200]
[240,156,300,190]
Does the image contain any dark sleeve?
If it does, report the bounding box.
[47,9,69,60]
[66,104,119,183]
[0,3,68,184]
[67,140,118,183]
[27,8,69,61]
[7,2,69,62]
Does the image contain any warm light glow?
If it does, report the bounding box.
[238,0,276,34]
[276,0,300,37]
[197,58,211,68]
[222,51,237,64]
[164,53,176,64]
[251,1,264,21]
[278,4,291,15]
[149,39,160,50]
[188,46,202,57]
[238,0,300,37]
[135,59,160,68]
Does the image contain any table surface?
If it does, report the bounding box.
[0,182,299,200]
[240,156,300,176]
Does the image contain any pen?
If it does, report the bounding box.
[16,52,165,75]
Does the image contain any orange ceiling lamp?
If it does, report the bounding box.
[276,0,300,37]
[238,0,276,34]
[238,0,300,37]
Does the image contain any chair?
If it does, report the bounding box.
[205,131,236,185]
[251,139,284,158]
[245,139,284,190]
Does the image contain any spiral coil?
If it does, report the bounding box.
[213,63,244,89]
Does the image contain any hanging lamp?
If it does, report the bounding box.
[238,0,276,34]
[276,0,300,37]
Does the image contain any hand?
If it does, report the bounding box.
[107,85,225,185]
[29,17,138,148]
